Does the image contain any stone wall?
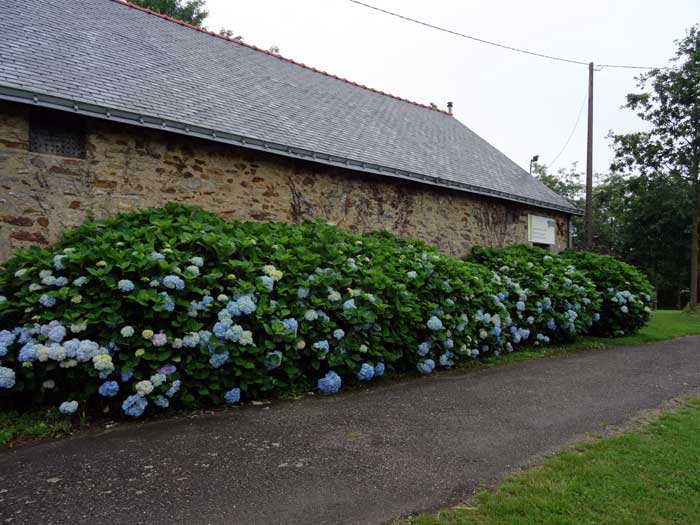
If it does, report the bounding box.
[0,101,570,260]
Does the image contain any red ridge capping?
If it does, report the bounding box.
[111,0,451,115]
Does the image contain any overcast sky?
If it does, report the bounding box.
[205,0,698,175]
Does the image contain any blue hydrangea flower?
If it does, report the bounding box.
[547,318,556,330]
[318,371,342,394]
[621,305,629,313]
[150,251,165,260]
[154,395,170,408]
[39,294,56,307]
[47,323,66,343]
[0,330,16,349]
[209,352,229,368]
[227,295,256,316]
[150,373,166,387]
[342,299,356,311]
[516,301,526,312]
[374,362,385,377]
[264,350,283,370]
[417,341,430,356]
[333,329,345,340]
[224,388,241,405]
[407,271,418,279]
[313,340,330,355]
[0,366,16,389]
[357,363,374,381]
[47,344,67,361]
[159,292,175,312]
[593,313,601,321]
[117,279,135,292]
[427,316,443,331]
[122,394,148,417]
[53,254,67,270]
[297,287,310,299]
[163,275,185,290]
[98,381,119,397]
[439,352,454,368]
[417,359,435,375]
[259,275,274,291]
[73,276,87,287]
[121,369,134,382]
[159,364,177,375]
[282,318,298,335]
[166,379,181,398]
[316,310,330,322]
[190,256,204,267]
[59,400,78,415]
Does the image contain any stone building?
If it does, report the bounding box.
[0,0,579,261]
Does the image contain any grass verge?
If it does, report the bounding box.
[2,310,698,449]
[0,409,73,447]
[407,397,700,525]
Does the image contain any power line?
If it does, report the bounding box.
[548,92,588,169]
[348,0,666,70]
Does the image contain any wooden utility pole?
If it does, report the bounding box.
[585,62,594,249]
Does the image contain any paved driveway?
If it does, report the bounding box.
[1,336,699,524]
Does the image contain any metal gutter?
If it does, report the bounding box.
[0,84,583,216]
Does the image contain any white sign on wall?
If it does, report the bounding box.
[528,214,556,245]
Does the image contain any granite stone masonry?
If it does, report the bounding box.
[0,101,569,260]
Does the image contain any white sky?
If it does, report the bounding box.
[205,0,698,175]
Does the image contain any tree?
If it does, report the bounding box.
[610,25,700,309]
[131,0,208,26]
[533,162,583,203]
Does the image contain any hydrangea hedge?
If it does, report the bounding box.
[0,205,653,418]
[560,250,654,336]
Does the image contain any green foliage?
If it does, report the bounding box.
[0,410,72,446]
[131,0,208,25]
[561,250,654,337]
[0,206,653,418]
[532,162,584,203]
[610,24,700,308]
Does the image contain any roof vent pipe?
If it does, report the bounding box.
[447,101,453,115]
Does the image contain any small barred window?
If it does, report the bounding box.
[29,109,86,159]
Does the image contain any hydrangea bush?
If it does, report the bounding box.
[560,250,654,336]
[467,245,601,344]
[0,205,652,418]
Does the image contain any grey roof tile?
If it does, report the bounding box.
[0,0,579,214]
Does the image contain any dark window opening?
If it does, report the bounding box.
[29,109,86,159]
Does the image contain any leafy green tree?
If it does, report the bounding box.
[131,0,208,26]
[610,25,700,309]
[532,162,583,203]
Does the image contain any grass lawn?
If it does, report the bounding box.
[2,309,699,448]
[407,398,700,525]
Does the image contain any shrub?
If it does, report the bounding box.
[0,205,653,418]
[467,245,601,344]
[560,250,654,336]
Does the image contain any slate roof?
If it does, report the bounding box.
[0,0,580,214]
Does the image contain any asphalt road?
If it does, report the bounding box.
[1,336,699,524]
